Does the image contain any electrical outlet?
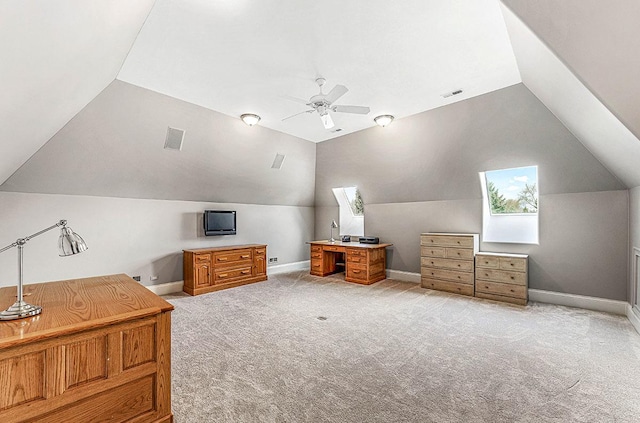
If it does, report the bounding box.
[132,276,141,282]
[269,257,278,263]
[150,275,158,281]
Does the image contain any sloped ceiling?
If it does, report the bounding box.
[502,0,640,140]
[500,1,640,188]
[117,0,521,143]
[0,0,155,186]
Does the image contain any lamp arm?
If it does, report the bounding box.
[0,220,67,254]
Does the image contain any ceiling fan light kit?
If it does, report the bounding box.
[282,77,370,130]
[241,113,261,126]
[374,115,394,127]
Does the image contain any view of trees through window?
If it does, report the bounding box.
[344,187,364,216]
[485,166,538,214]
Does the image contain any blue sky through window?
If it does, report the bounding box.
[485,166,537,201]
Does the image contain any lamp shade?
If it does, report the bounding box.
[374,114,394,127]
[241,113,261,126]
[58,226,88,256]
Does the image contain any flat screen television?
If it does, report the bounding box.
[204,210,236,236]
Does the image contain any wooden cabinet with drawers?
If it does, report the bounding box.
[308,241,391,285]
[475,252,528,305]
[420,233,479,297]
[183,244,267,295]
[0,274,173,423]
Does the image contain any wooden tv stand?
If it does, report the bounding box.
[308,240,392,284]
[183,244,267,295]
[0,274,173,423]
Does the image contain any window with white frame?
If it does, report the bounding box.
[479,166,539,244]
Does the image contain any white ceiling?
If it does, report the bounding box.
[117,0,522,142]
[0,0,154,185]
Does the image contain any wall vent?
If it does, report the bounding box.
[164,127,185,151]
[271,153,286,170]
[441,89,463,98]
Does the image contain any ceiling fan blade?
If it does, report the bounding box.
[282,109,314,121]
[320,113,335,129]
[332,105,370,115]
[324,84,348,104]
[281,94,311,105]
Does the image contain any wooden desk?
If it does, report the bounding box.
[308,240,392,284]
[0,274,173,423]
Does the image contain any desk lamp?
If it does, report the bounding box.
[0,220,88,320]
[330,220,339,243]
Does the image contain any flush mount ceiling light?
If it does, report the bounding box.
[240,113,261,126]
[374,115,394,127]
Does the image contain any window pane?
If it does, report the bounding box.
[343,187,364,217]
[485,166,538,215]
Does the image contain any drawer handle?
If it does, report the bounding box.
[219,273,228,278]
[241,255,250,259]
[431,273,435,276]
[313,264,320,268]
[510,276,515,280]
[457,276,461,279]
[257,251,265,255]
[353,270,361,274]
[218,257,228,261]
[484,285,489,289]
[510,289,515,293]
[457,241,460,244]
[241,270,250,275]
[484,261,489,264]
[510,263,514,266]
[430,261,434,265]
[485,273,489,277]
[457,264,461,267]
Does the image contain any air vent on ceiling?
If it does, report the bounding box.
[331,128,343,133]
[164,127,185,151]
[441,89,463,98]
[271,153,286,170]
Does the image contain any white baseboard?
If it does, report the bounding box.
[627,305,640,335]
[528,289,627,315]
[145,280,184,296]
[268,260,310,275]
[386,269,421,283]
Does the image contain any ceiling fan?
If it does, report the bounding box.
[282,78,370,129]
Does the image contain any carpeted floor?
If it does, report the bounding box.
[164,271,640,422]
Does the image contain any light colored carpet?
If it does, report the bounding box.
[164,271,640,423]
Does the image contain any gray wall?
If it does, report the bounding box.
[0,81,317,287]
[1,80,316,207]
[315,83,629,301]
[631,186,640,305]
[0,192,314,287]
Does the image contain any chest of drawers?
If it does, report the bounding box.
[475,252,529,305]
[420,233,479,297]
[183,244,267,295]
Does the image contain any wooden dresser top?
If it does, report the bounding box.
[0,274,173,350]
[183,244,266,253]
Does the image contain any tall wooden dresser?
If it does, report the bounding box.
[420,233,479,297]
[183,244,267,295]
[475,252,529,305]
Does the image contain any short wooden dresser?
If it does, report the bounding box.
[420,233,479,296]
[475,252,529,305]
[183,244,267,295]
[0,274,173,423]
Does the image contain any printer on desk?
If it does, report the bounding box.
[359,236,380,244]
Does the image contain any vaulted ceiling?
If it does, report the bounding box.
[1,0,639,188]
